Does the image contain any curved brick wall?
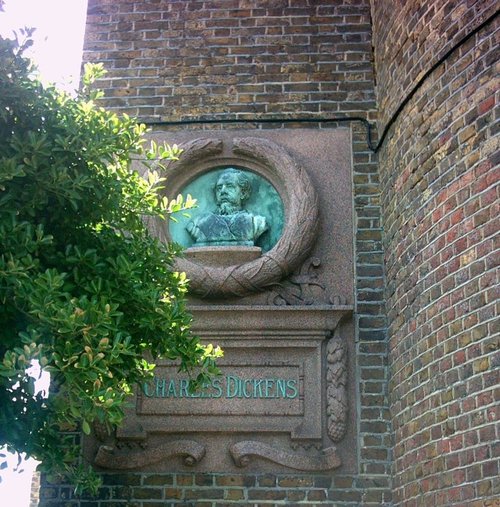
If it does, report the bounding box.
[372,0,498,129]
[373,1,499,505]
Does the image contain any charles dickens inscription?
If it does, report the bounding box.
[143,375,299,400]
[138,365,303,416]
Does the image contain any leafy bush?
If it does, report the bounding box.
[0,34,220,493]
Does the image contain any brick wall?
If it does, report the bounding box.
[371,0,498,130]
[41,472,392,506]
[82,0,376,120]
[372,1,499,505]
[37,1,392,506]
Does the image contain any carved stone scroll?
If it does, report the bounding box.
[94,440,206,469]
[230,441,341,471]
[326,331,348,442]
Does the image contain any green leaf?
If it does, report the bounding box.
[81,420,91,435]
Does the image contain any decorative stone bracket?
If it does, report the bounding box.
[230,441,341,471]
[95,440,206,469]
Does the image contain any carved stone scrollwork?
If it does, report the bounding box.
[326,330,348,442]
[153,137,319,298]
[230,441,341,471]
[267,257,326,305]
[267,258,352,306]
[94,440,206,469]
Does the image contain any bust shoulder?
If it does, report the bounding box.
[252,214,268,239]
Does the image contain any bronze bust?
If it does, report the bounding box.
[186,169,268,247]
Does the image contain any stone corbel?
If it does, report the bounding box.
[94,440,206,469]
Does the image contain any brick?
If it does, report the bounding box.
[224,488,245,501]
[101,474,141,486]
[215,475,255,487]
[257,474,276,487]
[194,474,214,486]
[307,489,327,501]
[132,487,162,499]
[184,488,224,500]
[164,488,182,500]
[248,489,287,500]
[277,476,313,487]
[175,475,193,486]
[142,475,174,486]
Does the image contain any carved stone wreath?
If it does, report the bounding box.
[151,137,319,298]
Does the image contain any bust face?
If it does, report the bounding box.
[215,172,244,210]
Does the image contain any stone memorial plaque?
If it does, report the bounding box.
[132,307,331,440]
[89,130,356,474]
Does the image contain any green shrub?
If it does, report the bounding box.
[0,34,220,493]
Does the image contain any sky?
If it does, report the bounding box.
[0,0,88,92]
[0,1,88,505]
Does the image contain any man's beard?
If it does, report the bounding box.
[217,201,241,215]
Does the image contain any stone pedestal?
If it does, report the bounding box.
[185,246,262,267]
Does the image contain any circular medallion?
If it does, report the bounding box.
[151,137,319,298]
[169,166,284,253]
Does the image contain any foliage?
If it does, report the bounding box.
[0,34,221,493]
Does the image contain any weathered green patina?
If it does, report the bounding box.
[169,167,284,252]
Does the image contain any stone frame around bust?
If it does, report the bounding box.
[88,129,356,475]
[149,137,319,298]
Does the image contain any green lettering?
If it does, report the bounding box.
[286,379,298,398]
[167,379,177,398]
[265,378,275,398]
[276,379,287,398]
[179,379,189,398]
[155,377,166,397]
[142,381,154,397]
[253,379,264,398]
[226,375,239,398]
[243,379,252,398]
[212,378,222,398]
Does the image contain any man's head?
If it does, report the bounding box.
[214,169,251,215]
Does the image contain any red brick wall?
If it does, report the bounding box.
[83,0,376,120]
[372,1,499,505]
[371,0,498,130]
